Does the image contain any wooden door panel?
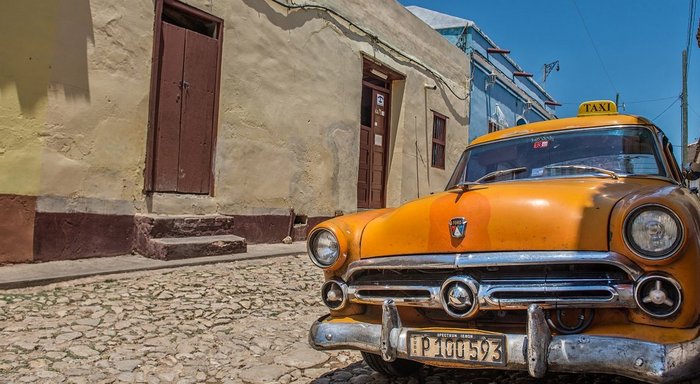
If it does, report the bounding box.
[357,169,369,182]
[357,86,389,209]
[183,31,218,92]
[177,30,218,194]
[179,86,214,193]
[373,148,384,166]
[357,126,372,208]
[370,188,383,208]
[370,90,388,209]
[153,22,186,192]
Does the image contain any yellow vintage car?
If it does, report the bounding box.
[307,101,700,383]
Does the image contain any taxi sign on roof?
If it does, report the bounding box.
[578,100,617,116]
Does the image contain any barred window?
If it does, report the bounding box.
[488,119,504,133]
[431,113,447,169]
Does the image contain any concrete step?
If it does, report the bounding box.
[134,214,237,239]
[133,214,247,260]
[138,234,247,260]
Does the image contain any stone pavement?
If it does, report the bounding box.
[0,255,643,383]
[0,242,306,289]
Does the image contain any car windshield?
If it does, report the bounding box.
[447,126,666,189]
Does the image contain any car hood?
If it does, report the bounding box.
[359,178,665,258]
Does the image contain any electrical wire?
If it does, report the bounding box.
[651,97,681,122]
[556,95,677,106]
[624,96,679,105]
[686,0,697,63]
[267,0,470,101]
[571,0,617,94]
[689,103,700,120]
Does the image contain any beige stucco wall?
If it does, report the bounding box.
[0,0,153,214]
[0,1,59,197]
[173,0,471,217]
[0,0,470,218]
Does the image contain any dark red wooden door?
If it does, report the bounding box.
[357,86,388,209]
[358,87,372,208]
[370,89,388,208]
[178,30,217,193]
[153,22,186,192]
[152,21,217,194]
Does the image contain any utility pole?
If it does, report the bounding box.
[682,50,689,165]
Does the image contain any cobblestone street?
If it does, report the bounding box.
[0,255,642,384]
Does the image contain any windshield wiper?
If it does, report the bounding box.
[451,167,527,191]
[473,167,528,184]
[543,165,619,179]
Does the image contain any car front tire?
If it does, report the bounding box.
[361,352,422,377]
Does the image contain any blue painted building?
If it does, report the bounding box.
[407,6,559,143]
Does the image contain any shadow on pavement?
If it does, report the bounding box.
[311,361,646,384]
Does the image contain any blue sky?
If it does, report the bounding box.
[399,0,699,158]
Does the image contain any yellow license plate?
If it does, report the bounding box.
[407,331,506,365]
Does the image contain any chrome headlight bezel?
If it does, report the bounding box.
[623,204,684,260]
[634,274,683,318]
[321,279,348,310]
[307,229,340,268]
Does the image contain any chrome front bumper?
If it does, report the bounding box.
[309,301,700,383]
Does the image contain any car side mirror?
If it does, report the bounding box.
[685,163,700,181]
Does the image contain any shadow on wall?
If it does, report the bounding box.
[240,0,468,126]
[0,0,93,116]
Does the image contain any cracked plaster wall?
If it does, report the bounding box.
[179,0,470,216]
[1,0,469,218]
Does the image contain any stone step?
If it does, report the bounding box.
[137,234,247,260]
[134,214,237,238]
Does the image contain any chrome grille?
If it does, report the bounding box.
[343,252,641,312]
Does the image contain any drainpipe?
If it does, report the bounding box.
[414,116,421,198]
[424,83,435,189]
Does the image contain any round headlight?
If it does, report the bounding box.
[308,229,340,267]
[624,205,683,260]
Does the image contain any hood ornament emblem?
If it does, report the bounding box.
[449,217,467,238]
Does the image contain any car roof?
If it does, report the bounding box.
[470,114,657,146]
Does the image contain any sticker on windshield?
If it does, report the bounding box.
[530,135,553,142]
[531,168,544,177]
[533,140,549,149]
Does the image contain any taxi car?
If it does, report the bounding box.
[307,101,700,383]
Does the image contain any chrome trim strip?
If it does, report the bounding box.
[343,251,643,281]
[343,255,457,281]
[347,285,442,308]
[654,130,677,183]
[345,281,636,311]
[309,307,699,383]
[479,283,635,309]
